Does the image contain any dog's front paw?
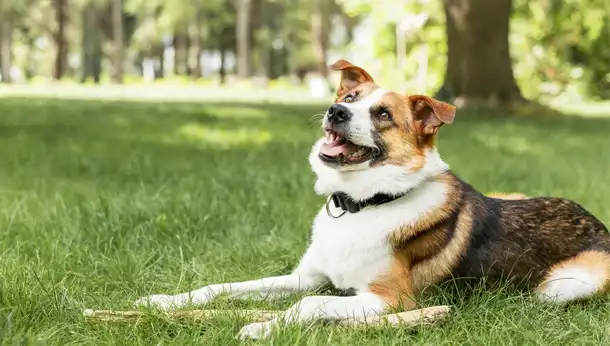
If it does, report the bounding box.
[237,321,273,340]
[134,294,188,311]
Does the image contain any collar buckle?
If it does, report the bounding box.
[326,195,347,219]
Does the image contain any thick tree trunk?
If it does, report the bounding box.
[437,0,523,106]
[312,0,330,79]
[53,0,68,80]
[0,14,12,83]
[111,0,124,83]
[236,0,252,78]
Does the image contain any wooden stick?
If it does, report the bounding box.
[83,308,281,323]
[338,305,451,327]
[83,305,450,327]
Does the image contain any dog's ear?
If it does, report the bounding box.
[329,59,374,101]
[408,95,456,136]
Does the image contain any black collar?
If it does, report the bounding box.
[328,189,413,215]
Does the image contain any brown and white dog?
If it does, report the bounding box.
[136,60,610,339]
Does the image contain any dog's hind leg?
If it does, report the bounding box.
[536,250,610,303]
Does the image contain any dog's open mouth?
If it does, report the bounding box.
[318,130,376,165]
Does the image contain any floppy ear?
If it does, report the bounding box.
[408,95,456,136]
[329,59,375,100]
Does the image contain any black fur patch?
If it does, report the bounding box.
[449,173,610,286]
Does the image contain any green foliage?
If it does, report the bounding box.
[512,0,610,101]
[337,0,447,94]
[2,0,609,99]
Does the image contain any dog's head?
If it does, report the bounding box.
[310,59,457,200]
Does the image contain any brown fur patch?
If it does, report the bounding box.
[371,173,473,301]
[410,202,473,293]
[388,173,461,245]
[369,93,458,171]
[329,59,376,101]
[486,192,529,200]
[370,174,463,309]
[371,92,428,170]
[369,256,416,310]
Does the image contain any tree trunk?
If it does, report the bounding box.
[312,0,330,79]
[81,4,102,84]
[53,0,68,80]
[189,11,203,79]
[24,36,36,80]
[219,47,226,85]
[111,0,124,83]
[437,0,523,106]
[0,13,12,83]
[254,0,271,79]
[236,0,252,78]
[157,45,164,79]
[174,33,188,75]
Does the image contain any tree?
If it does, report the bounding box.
[235,0,252,78]
[205,0,235,84]
[188,9,203,79]
[437,0,523,105]
[53,0,68,80]
[111,0,124,83]
[173,30,188,75]
[0,5,13,83]
[81,3,102,83]
[311,0,330,79]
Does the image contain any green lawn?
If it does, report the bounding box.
[2,97,610,345]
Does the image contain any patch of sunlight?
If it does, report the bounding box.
[550,100,610,117]
[212,107,268,119]
[68,144,82,153]
[472,133,543,155]
[176,123,272,148]
[112,117,130,127]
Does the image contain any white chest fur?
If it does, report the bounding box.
[305,181,448,292]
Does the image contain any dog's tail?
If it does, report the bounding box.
[537,250,610,303]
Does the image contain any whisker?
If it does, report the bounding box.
[309,113,325,128]
[309,113,325,121]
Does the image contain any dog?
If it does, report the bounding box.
[136,60,610,340]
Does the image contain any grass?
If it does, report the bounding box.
[1,95,610,345]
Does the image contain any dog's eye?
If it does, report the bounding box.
[379,109,392,121]
[344,94,355,103]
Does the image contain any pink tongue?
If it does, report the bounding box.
[320,142,350,157]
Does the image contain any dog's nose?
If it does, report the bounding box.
[327,104,351,124]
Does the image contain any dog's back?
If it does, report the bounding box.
[449,176,610,300]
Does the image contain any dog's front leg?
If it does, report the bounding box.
[135,269,325,311]
[237,292,388,340]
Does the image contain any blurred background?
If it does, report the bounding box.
[0,0,609,105]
